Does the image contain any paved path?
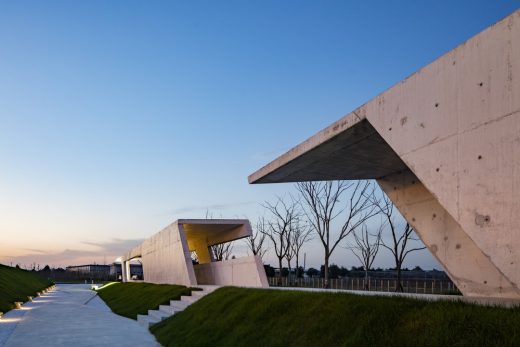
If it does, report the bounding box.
[0,284,160,347]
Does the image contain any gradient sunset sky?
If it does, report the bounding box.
[1,1,518,269]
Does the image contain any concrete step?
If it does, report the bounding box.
[159,305,176,314]
[194,287,219,295]
[148,309,171,321]
[196,285,220,291]
[170,300,189,311]
[191,290,208,297]
[180,295,199,304]
[137,314,160,328]
[135,288,221,329]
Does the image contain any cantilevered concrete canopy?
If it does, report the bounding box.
[249,10,520,299]
[248,116,408,183]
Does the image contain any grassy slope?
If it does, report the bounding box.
[151,287,520,347]
[97,282,193,319]
[0,264,53,313]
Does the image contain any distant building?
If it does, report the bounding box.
[65,264,110,279]
[64,263,143,281]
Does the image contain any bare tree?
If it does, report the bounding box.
[290,221,313,279]
[349,223,382,289]
[244,217,269,260]
[373,192,426,292]
[203,209,234,261]
[297,180,376,288]
[261,196,300,286]
[284,217,308,282]
[211,242,234,261]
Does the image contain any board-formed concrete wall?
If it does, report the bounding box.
[123,221,196,286]
[249,10,520,298]
[122,219,268,288]
[193,255,269,287]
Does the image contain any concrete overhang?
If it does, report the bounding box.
[179,219,251,248]
[248,109,408,184]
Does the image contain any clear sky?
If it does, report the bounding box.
[1,1,518,269]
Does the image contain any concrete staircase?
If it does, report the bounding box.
[137,285,219,328]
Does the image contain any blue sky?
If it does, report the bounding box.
[0,1,518,269]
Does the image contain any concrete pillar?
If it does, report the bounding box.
[121,261,131,282]
[121,261,126,282]
[377,170,520,298]
[125,261,131,282]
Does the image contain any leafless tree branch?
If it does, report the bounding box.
[296,180,376,288]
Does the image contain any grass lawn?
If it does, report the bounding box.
[0,264,53,314]
[96,282,194,319]
[151,287,520,347]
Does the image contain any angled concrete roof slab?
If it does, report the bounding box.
[248,113,408,183]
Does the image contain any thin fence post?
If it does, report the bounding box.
[415,281,418,293]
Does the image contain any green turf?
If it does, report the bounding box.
[150,287,520,347]
[0,264,53,314]
[96,282,194,319]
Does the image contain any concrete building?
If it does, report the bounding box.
[249,10,520,298]
[65,264,111,280]
[121,219,268,287]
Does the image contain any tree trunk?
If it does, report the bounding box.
[364,268,369,290]
[323,254,330,288]
[396,266,404,292]
[277,257,283,286]
[287,259,292,285]
[295,254,299,279]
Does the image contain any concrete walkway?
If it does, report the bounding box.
[0,284,160,347]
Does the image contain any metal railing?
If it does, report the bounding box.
[267,277,460,295]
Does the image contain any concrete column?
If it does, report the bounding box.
[121,261,131,282]
[125,261,131,282]
[121,261,126,282]
[377,170,520,298]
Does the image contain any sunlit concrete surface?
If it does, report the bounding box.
[122,219,268,287]
[0,284,160,347]
[249,9,520,298]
